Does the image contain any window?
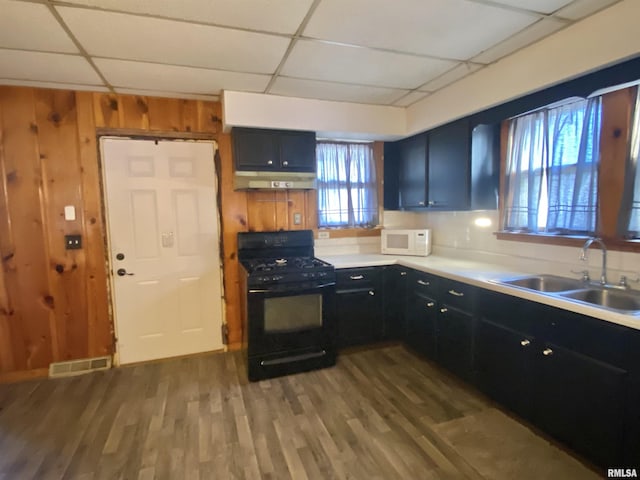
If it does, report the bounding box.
[623,89,640,237]
[316,141,378,228]
[502,97,602,234]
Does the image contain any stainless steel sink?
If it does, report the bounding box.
[559,288,640,314]
[496,274,585,293]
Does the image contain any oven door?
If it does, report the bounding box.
[246,281,336,357]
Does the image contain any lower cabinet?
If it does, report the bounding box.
[476,289,637,467]
[335,267,383,348]
[383,265,409,340]
[405,271,439,359]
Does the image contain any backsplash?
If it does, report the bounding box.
[407,210,640,283]
[315,235,380,256]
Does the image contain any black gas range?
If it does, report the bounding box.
[238,230,337,381]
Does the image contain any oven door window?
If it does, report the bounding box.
[264,293,322,333]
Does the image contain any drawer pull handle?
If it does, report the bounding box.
[520,339,530,347]
[448,289,464,297]
[440,308,448,313]
[350,275,364,280]
[400,271,407,276]
[542,348,553,356]
[282,160,289,166]
[267,160,273,165]
[368,290,375,296]
[426,302,435,308]
[417,280,430,286]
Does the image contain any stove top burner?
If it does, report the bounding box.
[244,256,331,274]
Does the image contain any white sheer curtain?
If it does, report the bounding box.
[503,97,601,233]
[546,97,601,233]
[316,142,378,228]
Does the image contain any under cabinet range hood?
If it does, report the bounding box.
[233,171,317,190]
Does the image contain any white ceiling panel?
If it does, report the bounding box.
[282,40,457,90]
[303,0,538,60]
[114,89,219,101]
[270,77,408,105]
[95,58,270,95]
[555,0,621,20]
[0,0,78,53]
[0,49,103,85]
[0,79,108,92]
[471,17,567,64]
[57,7,290,73]
[418,63,484,92]
[486,0,573,14]
[393,91,431,107]
[58,0,314,34]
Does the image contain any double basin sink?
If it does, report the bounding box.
[493,274,640,315]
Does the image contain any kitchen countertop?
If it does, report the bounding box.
[318,253,640,331]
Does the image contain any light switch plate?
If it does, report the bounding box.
[65,234,82,250]
[293,212,302,225]
[64,205,76,221]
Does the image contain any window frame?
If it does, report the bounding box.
[497,86,640,252]
[316,141,384,237]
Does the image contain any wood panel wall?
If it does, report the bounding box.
[0,85,318,380]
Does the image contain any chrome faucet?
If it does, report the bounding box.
[580,237,607,285]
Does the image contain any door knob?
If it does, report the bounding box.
[520,339,530,346]
[117,268,134,276]
[542,348,553,356]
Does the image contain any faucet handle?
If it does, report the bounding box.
[571,269,590,282]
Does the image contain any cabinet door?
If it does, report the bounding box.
[233,128,278,171]
[398,133,427,208]
[336,289,383,348]
[427,119,470,210]
[279,131,316,172]
[405,291,438,359]
[470,123,499,210]
[437,305,474,382]
[475,318,534,419]
[533,342,628,467]
[383,266,408,340]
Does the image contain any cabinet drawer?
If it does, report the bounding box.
[409,271,439,296]
[336,268,382,290]
[440,278,474,311]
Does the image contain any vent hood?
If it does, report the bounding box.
[233,170,317,190]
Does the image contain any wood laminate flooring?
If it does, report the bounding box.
[0,345,600,479]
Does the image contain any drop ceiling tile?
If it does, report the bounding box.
[59,0,314,34]
[471,17,567,64]
[0,0,78,53]
[281,40,457,90]
[0,79,108,92]
[57,7,290,73]
[487,0,573,14]
[393,91,431,107]
[270,77,408,105]
[0,49,103,85]
[303,0,538,60]
[95,58,270,95]
[114,89,219,102]
[418,63,483,92]
[554,0,621,20]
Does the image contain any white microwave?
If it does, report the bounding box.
[381,229,432,256]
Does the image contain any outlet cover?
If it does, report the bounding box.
[65,234,82,250]
[293,212,302,225]
[318,231,330,239]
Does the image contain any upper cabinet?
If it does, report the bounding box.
[384,119,499,211]
[233,127,316,172]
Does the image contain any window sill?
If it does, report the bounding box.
[495,231,640,252]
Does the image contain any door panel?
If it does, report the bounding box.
[102,138,223,364]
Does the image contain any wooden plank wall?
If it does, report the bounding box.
[0,85,317,380]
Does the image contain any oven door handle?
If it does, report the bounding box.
[249,281,335,294]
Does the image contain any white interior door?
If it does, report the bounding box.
[101,138,223,364]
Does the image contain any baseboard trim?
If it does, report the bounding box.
[0,368,49,384]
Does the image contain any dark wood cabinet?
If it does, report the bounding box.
[233,127,316,172]
[335,268,383,348]
[405,270,439,359]
[476,289,637,467]
[437,278,475,381]
[397,133,428,209]
[385,118,499,211]
[383,265,409,340]
[427,119,470,210]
